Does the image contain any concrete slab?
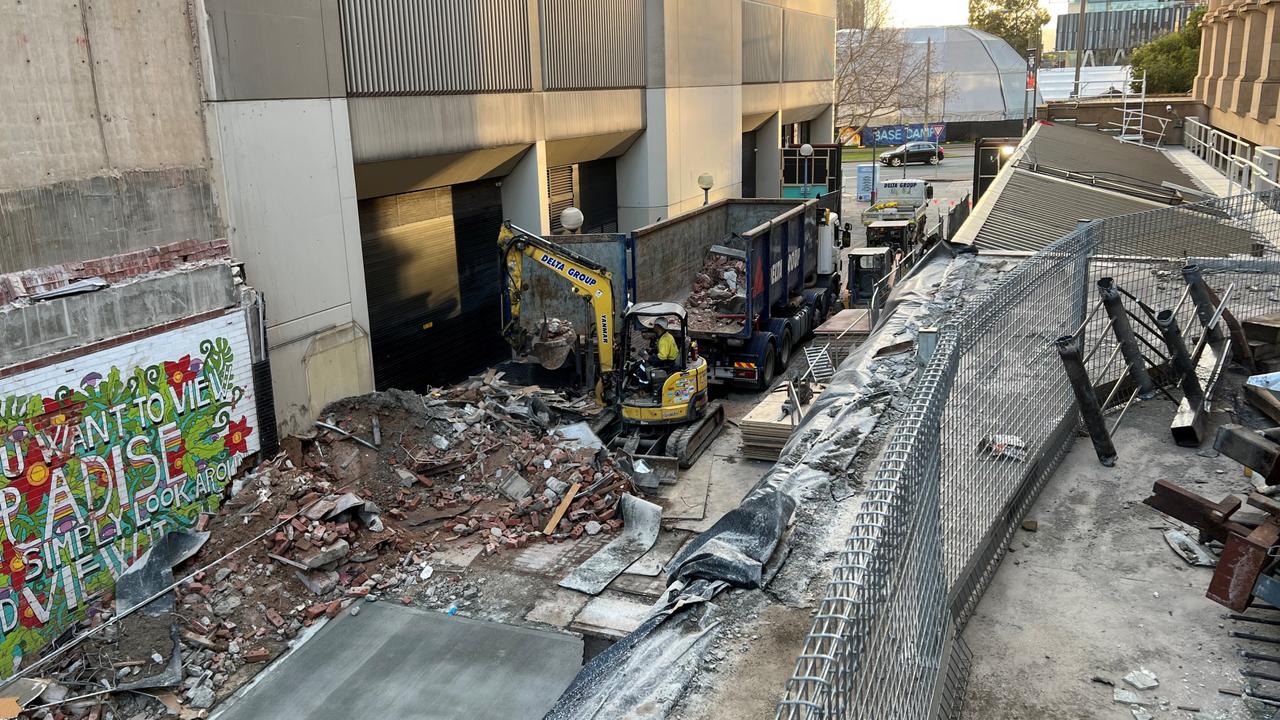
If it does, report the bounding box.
[525,586,591,629]
[656,465,711,520]
[569,593,652,641]
[213,603,583,720]
[673,455,769,533]
[960,401,1256,719]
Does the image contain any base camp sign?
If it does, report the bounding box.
[0,312,260,675]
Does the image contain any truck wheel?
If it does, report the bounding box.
[755,346,777,391]
[890,157,903,167]
[779,329,793,367]
[814,297,827,326]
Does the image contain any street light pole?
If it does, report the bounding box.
[799,143,814,198]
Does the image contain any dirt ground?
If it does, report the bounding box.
[962,392,1275,720]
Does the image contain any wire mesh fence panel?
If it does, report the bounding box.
[776,191,1280,720]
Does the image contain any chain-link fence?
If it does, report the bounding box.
[776,191,1280,720]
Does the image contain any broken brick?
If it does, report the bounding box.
[243,647,272,663]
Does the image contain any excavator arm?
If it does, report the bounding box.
[497,221,617,372]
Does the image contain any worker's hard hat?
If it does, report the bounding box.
[654,318,669,330]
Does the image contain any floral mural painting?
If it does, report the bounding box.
[0,316,259,677]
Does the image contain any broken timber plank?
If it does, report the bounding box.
[543,482,581,534]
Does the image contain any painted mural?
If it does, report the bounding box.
[0,313,259,676]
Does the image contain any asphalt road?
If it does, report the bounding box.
[840,143,976,247]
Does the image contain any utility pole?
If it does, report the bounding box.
[1073,0,1088,98]
[923,37,932,175]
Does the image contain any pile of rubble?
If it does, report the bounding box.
[15,376,633,719]
[525,317,577,369]
[687,253,747,333]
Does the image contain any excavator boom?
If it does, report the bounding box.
[497,222,617,372]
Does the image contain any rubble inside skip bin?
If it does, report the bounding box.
[18,375,638,720]
[687,252,748,334]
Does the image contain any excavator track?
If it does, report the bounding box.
[667,401,726,469]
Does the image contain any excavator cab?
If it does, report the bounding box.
[846,247,895,308]
[616,302,724,468]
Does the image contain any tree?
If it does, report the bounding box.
[969,0,1050,54]
[835,0,948,141]
[1129,6,1205,94]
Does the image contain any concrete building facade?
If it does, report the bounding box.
[2,1,835,436]
[1194,0,1280,148]
[198,0,835,414]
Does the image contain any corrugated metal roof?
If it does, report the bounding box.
[971,170,1258,255]
[1019,121,1199,192]
[971,170,1160,252]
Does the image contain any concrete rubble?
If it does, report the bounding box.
[687,252,748,333]
[8,375,635,720]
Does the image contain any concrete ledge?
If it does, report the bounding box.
[0,263,239,369]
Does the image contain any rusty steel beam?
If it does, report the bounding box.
[1210,521,1280,612]
[1145,478,1280,613]
[1143,479,1248,544]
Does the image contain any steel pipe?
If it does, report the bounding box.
[1098,277,1156,399]
[1183,264,1225,343]
[1156,310,1205,409]
[1056,335,1117,466]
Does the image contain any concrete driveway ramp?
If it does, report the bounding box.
[214,603,583,720]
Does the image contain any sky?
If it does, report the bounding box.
[888,0,1069,28]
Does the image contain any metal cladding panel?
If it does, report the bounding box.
[742,1,782,84]
[782,10,835,82]
[339,0,532,95]
[541,0,644,90]
[1055,5,1194,52]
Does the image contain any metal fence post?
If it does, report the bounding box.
[1056,335,1118,466]
[1155,309,1205,408]
[1097,277,1156,398]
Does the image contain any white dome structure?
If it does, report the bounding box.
[902,26,1043,122]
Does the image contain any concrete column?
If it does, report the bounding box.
[1195,12,1216,101]
[1206,13,1230,106]
[1235,2,1266,114]
[811,104,835,144]
[501,141,551,234]
[1218,9,1248,110]
[1254,3,1280,122]
[755,112,782,199]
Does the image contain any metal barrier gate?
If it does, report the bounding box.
[776,191,1280,719]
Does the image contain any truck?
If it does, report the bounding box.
[682,202,844,390]
[861,178,933,253]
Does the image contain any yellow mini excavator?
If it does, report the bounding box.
[497,222,723,468]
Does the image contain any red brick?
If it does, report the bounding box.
[243,647,272,663]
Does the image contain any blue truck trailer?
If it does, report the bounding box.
[684,199,843,389]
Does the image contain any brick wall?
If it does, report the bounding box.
[0,238,231,306]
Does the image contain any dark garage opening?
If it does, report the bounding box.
[359,179,509,392]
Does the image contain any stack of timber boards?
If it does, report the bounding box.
[740,383,826,460]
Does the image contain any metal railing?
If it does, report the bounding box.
[776,191,1280,720]
[1184,118,1280,194]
